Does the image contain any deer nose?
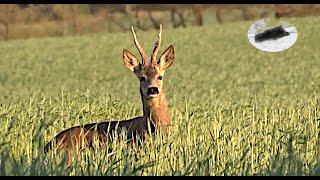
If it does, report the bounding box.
[147,87,159,95]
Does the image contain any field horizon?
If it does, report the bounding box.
[0,16,319,175]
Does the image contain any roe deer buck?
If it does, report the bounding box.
[44,25,175,163]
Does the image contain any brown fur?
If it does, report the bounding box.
[44,25,175,164]
[44,116,152,165]
[144,92,170,132]
[44,117,149,152]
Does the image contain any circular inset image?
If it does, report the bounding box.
[247,18,298,52]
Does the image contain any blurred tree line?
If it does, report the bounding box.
[0,4,320,41]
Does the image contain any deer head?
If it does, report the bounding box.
[123,25,175,100]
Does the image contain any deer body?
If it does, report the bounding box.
[44,25,175,162]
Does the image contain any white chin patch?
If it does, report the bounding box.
[148,94,158,98]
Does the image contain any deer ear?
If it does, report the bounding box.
[158,45,175,70]
[123,49,140,72]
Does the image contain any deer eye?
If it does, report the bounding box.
[157,76,163,80]
[140,77,146,81]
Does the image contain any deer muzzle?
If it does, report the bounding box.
[147,87,159,96]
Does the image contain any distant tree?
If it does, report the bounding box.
[0,4,19,40]
[52,4,80,36]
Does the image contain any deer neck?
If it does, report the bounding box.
[140,88,170,132]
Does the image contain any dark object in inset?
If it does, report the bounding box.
[254,25,290,43]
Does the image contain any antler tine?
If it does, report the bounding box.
[151,24,162,64]
[131,26,147,64]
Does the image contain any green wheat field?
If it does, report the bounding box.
[0,16,319,175]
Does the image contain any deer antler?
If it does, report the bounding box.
[151,24,162,64]
[131,27,147,65]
